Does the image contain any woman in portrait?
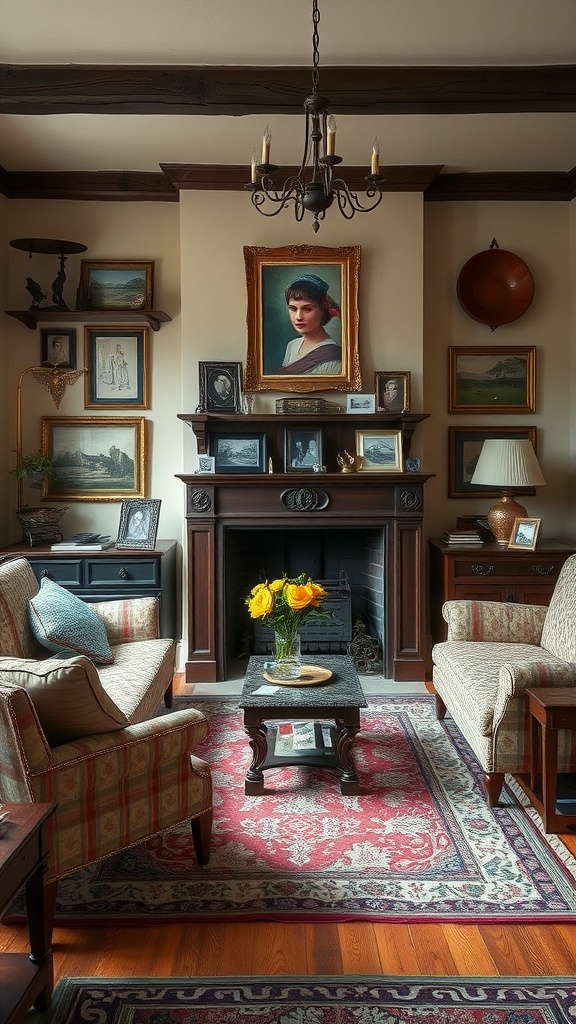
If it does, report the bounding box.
[276,274,341,376]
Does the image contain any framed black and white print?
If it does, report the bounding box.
[210,432,267,474]
[449,425,538,498]
[84,327,149,408]
[355,429,402,472]
[199,361,243,413]
[117,498,161,550]
[284,427,323,472]
[41,328,77,369]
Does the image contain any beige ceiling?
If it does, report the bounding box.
[1,0,576,176]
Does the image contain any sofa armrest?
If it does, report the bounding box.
[29,708,211,880]
[92,597,161,644]
[493,660,576,732]
[442,600,547,644]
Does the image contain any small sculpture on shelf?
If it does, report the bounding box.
[337,450,361,473]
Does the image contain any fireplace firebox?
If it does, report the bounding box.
[178,410,431,682]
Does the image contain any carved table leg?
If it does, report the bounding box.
[244,722,268,795]
[335,719,361,795]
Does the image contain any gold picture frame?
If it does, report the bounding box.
[508,516,541,551]
[355,429,403,472]
[243,243,362,393]
[42,416,146,501]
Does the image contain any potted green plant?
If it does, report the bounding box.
[9,452,57,489]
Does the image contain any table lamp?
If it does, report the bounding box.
[470,438,546,544]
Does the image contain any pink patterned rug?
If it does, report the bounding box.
[44,976,576,1024]
[32,697,576,923]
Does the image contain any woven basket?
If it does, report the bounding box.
[16,506,67,528]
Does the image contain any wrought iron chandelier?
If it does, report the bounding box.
[245,0,385,233]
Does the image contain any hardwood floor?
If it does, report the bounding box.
[2,675,576,981]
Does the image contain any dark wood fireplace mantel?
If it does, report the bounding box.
[178,411,432,683]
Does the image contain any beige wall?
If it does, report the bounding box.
[2,190,575,657]
[424,201,572,543]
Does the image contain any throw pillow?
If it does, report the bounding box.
[0,655,128,746]
[28,578,114,664]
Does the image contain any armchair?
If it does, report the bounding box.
[432,552,576,806]
[0,556,212,939]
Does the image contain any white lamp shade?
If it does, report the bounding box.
[470,439,546,488]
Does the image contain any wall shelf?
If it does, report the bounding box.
[5,309,172,332]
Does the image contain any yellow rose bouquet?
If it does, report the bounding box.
[246,573,328,659]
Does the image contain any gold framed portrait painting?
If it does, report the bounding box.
[243,243,362,393]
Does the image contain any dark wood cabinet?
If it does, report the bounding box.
[0,541,178,640]
[429,537,576,645]
[0,803,56,1024]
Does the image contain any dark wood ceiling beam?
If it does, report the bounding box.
[160,164,444,192]
[2,64,576,115]
[0,169,177,201]
[425,170,576,202]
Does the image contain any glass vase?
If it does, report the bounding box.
[270,631,302,681]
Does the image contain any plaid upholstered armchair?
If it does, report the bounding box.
[0,555,212,939]
[432,553,576,807]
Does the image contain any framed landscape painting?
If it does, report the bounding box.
[449,346,536,413]
[243,243,362,393]
[449,425,538,498]
[78,260,154,311]
[41,416,146,501]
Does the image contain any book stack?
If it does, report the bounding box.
[51,533,115,552]
[442,529,484,546]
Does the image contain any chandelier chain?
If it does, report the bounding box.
[311,0,320,94]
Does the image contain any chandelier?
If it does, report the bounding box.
[245,0,385,233]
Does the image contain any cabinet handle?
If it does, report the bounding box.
[471,564,495,575]
[532,563,555,576]
[118,567,128,580]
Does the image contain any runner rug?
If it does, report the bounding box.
[22,696,576,924]
[35,976,576,1024]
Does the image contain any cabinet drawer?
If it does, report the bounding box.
[452,557,563,581]
[86,557,160,588]
[30,559,83,589]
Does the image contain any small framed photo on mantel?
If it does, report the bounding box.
[346,394,376,414]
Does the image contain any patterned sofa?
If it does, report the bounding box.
[0,555,212,937]
[432,552,576,807]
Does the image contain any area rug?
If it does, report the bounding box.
[33,976,576,1024]
[20,696,576,924]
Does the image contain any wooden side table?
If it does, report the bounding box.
[521,688,576,833]
[0,802,56,1024]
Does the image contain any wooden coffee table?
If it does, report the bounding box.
[239,654,368,796]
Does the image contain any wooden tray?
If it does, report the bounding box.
[263,665,333,686]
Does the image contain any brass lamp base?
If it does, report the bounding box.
[487,492,528,544]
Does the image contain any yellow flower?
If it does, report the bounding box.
[269,578,285,593]
[309,582,328,607]
[285,583,316,610]
[247,586,274,618]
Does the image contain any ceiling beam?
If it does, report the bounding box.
[1,64,576,115]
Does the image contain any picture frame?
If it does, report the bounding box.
[375,371,411,413]
[243,243,362,393]
[449,425,538,498]
[40,328,77,369]
[84,327,150,408]
[449,346,536,413]
[197,455,216,473]
[508,516,541,551]
[284,427,323,472]
[210,432,267,474]
[116,498,161,550]
[78,260,154,311]
[346,394,376,414]
[199,361,243,413]
[41,416,146,501]
[355,429,403,472]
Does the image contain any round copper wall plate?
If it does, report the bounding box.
[456,247,535,329]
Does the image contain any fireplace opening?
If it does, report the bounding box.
[224,527,385,670]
